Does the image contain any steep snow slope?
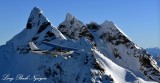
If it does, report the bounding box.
[0,38,119,83]
[58,14,160,82]
[89,21,160,81]
[92,49,157,83]
[146,47,160,67]
[0,45,52,83]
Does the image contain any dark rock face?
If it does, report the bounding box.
[37,22,51,34]
[26,22,32,29]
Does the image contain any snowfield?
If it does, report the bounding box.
[93,49,157,83]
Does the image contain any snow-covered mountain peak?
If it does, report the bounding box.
[99,20,131,41]
[30,7,42,16]
[146,47,160,51]
[146,47,160,56]
[25,7,66,40]
[101,20,114,26]
[7,7,66,54]
[58,13,85,40]
[100,20,117,31]
[64,13,83,26]
[152,47,160,50]
[65,13,74,21]
[26,7,50,29]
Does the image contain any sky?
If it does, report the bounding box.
[0,0,159,48]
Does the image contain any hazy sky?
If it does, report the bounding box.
[0,0,159,48]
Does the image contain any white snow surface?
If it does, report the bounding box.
[92,49,157,83]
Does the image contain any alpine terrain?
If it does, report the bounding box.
[0,7,159,83]
[146,47,160,67]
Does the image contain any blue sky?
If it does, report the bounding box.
[0,0,159,48]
